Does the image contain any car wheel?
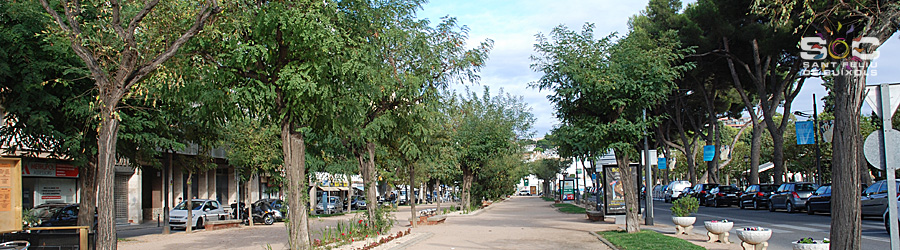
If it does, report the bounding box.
[807,204,814,215]
[886,215,891,232]
[264,214,275,225]
[786,202,794,213]
[768,201,776,212]
[196,218,204,230]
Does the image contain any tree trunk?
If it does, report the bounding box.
[186,173,194,233]
[705,104,719,184]
[281,119,310,250]
[461,167,474,212]
[408,161,417,228]
[614,149,640,233]
[435,180,441,214]
[677,126,698,184]
[830,69,866,250]
[96,105,118,250]
[749,124,762,185]
[77,158,97,231]
[771,133,786,184]
[363,142,378,223]
[246,173,254,227]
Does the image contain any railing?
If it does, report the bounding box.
[24,226,89,250]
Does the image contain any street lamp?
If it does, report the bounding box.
[795,104,823,185]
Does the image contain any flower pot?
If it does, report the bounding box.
[704,221,734,234]
[672,216,696,227]
[736,228,772,245]
[586,211,604,222]
[792,241,829,250]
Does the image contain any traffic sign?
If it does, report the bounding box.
[864,129,900,171]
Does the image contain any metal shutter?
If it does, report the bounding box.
[115,174,129,223]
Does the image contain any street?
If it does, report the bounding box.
[652,200,891,250]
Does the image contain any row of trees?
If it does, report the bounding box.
[530,0,900,247]
[1,0,534,249]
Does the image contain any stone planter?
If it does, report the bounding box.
[736,228,772,250]
[792,241,829,250]
[704,221,733,244]
[586,211,604,222]
[672,216,696,235]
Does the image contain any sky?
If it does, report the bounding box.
[416,0,900,138]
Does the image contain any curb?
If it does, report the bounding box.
[386,232,434,250]
[589,231,620,250]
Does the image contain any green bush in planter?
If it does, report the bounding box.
[671,197,699,217]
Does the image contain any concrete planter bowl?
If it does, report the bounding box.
[792,241,829,250]
[736,228,772,245]
[704,221,734,234]
[672,216,696,227]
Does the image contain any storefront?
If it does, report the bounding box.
[21,160,79,209]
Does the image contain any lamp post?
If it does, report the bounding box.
[794,99,823,184]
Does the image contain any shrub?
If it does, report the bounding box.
[670,197,698,217]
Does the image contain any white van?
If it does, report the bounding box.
[665,181,692,203]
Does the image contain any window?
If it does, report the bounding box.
[209,201,219,210]
[760,185,777,192]
[796,183,817,192]
[776,184,787,192]
[815,186,828,195]
[864,182,882,196]
[825,186,831,194]
[719,186,737,192]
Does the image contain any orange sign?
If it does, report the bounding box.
[0,158,22,233]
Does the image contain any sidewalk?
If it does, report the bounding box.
[342,197,613,250]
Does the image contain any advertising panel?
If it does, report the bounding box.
[560,179,575,201]
[602,164,639,215]
[0,158,22,233]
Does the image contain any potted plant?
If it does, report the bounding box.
[671,198,699,235]
[736,227,772,250]
[793,237,829,250]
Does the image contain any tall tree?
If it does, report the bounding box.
[532,24,689,232]
[38,0,219,248]
[753,0,900,248]
[453,87,534,211]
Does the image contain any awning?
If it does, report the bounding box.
[318,186,350,192]
[742,162,774,175]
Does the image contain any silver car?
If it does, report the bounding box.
[863,180,900,217]
[664,181,692,203]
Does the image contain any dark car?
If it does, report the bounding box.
[769,182,818,213]
[862,180,900,218]
[688,183,719,206]
[739,184,779,210]
[37,204,79,227]
[252,200,283,225]
[705,185,741,207]
[806,184,832,215]
[256,198,286,220]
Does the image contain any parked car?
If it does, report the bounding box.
[705,185,741,207]
[688,183,719,206]
[806,184,832,215]
[768,182,818,213]
[739,184,779,210]
[169,199,228,230]
[517,189,531,196]
[30,203,71,227]
[315,196,344,214]
[36,203,80,227]
[862,180,900,218]
[351,196,367,210]
[664,181,692,203]
[653,185,668,199]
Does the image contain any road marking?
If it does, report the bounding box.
[862,235,890,243]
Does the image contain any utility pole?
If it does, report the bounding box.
[813,94,823,185]
[643,109,653,225]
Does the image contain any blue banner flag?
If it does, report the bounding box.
[658,158,667,170]
[703,145,715,161]
[796,121,815,145]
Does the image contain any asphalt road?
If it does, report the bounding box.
[650,199,891,250]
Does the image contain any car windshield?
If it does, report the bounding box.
[31,206,64,220]
[759,185,777,192]
[703,184,718,190]
[718,186,737,192]
[796,183,817,191]
[173,201,204,210]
